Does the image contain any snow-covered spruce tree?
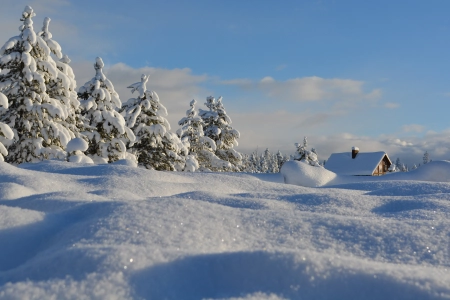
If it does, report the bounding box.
[39,17,83,134]
[388,164,398,172]
[241,150,260,173]
[423,151,429,164]
[0,6,76,163]
[276,150,287,170]
[120,74,188,170]
[199,96,242,171]
[78,57,135,163]
[260,148,271,173]
[177,99,230,171]
[260,148,279,173]
[395,158,401,170]
[0,93,14,161]
[294,136,321,167]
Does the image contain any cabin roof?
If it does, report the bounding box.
[325,151,392,176]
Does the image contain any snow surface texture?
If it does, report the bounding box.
[0,160,449,299]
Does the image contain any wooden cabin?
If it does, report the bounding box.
[325,147,392,176]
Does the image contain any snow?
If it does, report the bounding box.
[66,138,88,153]
[0,123,14,140]
[281,160,337,187]
[0,160,449,299]
[325,151,390,176]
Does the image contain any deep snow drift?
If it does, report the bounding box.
[0,160,449,299]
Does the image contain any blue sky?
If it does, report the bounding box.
[1,0,450,165]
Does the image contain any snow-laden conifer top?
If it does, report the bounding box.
[66,138,89,153]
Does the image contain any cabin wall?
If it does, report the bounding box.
[372,157,391,176]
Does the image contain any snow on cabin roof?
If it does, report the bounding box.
[325,151,390,176]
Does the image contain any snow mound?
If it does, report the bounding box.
[112,158,137,168]
[68,155,94,164]
[66,138,88,153]
[0,182,35,200]
[280,160,336,187]
[386,160,450,182]
[0,205,44,230]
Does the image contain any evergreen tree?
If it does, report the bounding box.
[276,150,287,171]
[244,150,260,173]
[423,151,429,164]
[294,136,320,167]
[120,75,188,170]
[78,57,135,163]
[0,6,75,163]
[411,164,418,170]
[177,99,229,171]
[39,17,83,134]
[395,158,402,170]
[400,163,408,172]
[388,164,398,172]
[260,148,272,173]
[199,96,242,171]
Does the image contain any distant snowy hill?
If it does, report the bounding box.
[0,160,449,299]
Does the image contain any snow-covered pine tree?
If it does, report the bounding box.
[0,93,14,161]
[199,96,242,171]
[260,148,271,173]
[39,17,83,134]
[177,99,230,171]
[423,151,429,164]
[388,164,398,172]
[0,6,76,163]
[78,57,135,163]
[242,150,260,173]
[120,74,187,170]
[294,136,321,167]
[276,150,287,171]
[260,148,279,173]
[395,158,402,170]
[411,164,418,170]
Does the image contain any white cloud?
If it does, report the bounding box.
[220,76,382,103]
[384,102,400,109]
[276,64,287,71]
[231,107,450,165]
[303,132,450,166]
[402,124,425,133]
[72,61,210,130]
[220,78,253,86]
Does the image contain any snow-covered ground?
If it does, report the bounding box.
[0,160,449,299]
